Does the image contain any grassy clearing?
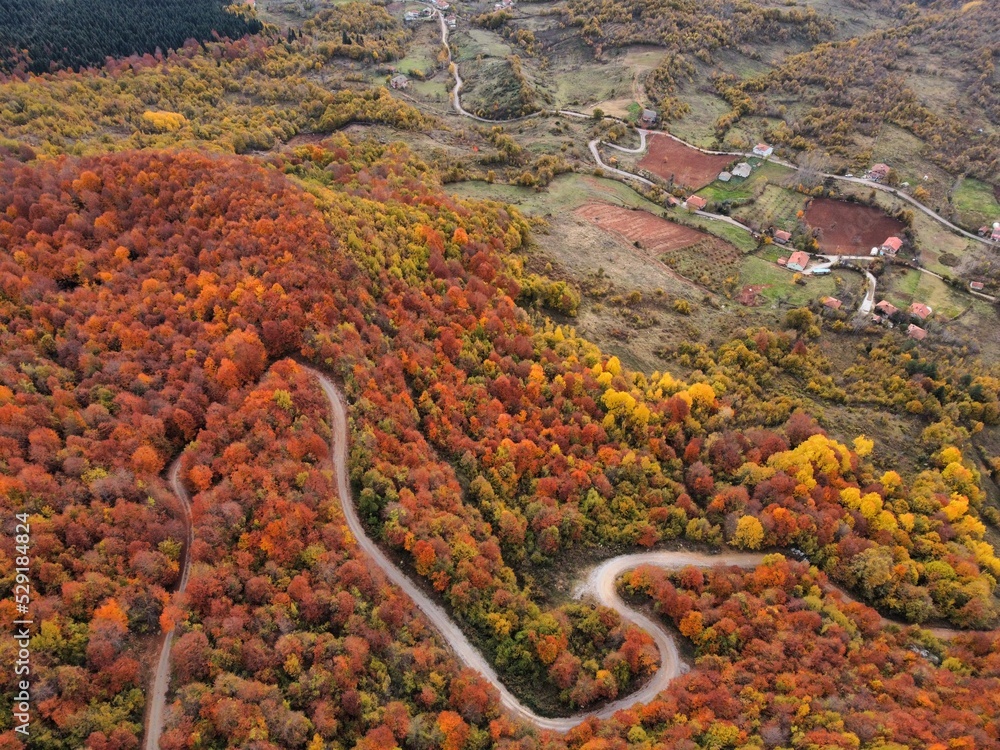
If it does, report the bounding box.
[735,185,807,232]
[951,178,1000,230]
[880,268,968,320]
[738,257,838,305]
[446,173,668,215]
[868,124,954,204]
[669,91,730,148]
[673,211,757,252]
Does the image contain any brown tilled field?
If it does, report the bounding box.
[576,203,743,288]
[638,135,732,190]
[805,198,906,255]
[576,203,705,253]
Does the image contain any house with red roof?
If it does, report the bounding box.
[685,195,707,211]
[880,236,903,256]
[787,251,809,272]
[907,324,927,341]
[753,143,774,158]
[970,281,985,291]
[774,229,792,244]
[909,302,932,320]
[868,163,891,182]
[875,300,898,316]
[822,297,842,310]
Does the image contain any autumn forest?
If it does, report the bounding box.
[0,0,999,748]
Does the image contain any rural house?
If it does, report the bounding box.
[685,195,707,211]
[868,163,891,182]
[718,171,732,182]
[753,143,774,158]
[732,162,752,179]
[640,109,658,127]
[389,74,409,90]
[875,300,898,317]
[909,302,932,320]
[773,229,791,244]
[822,297,842,310]
[880,236,903,256]
[445,14,456,28]
[907,324,927,341]
[787,251,809,272]
[971,281,985,291]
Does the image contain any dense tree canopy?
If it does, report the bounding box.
[0,0,262,74]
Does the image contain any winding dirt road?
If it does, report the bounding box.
[143,366,973,743]
[143,460,193,750]
[307,365,773,731]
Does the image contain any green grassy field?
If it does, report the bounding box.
[738,257,838,305]
[880,268,968,320]
[733,184,807,232]
[951,178,1000,231]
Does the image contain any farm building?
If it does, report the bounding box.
[822,297,842,310]
[787,251,809,272]
[971,281,985,291]
[389,74,410,89]
[868,163,891,182]
[776,257,788,266]
[445,14,456,28]
[880,236,903,256]
[685,195,707,211]
[875,300,899,316]
[718,171,732,182]
[732,162,752,179]
[909,302,932,320]
[753,143,774,158]
[640,109,659,127]
[907,324,927,341]
[774,229,792,244]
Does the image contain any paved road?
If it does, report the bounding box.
[143,460,193,750]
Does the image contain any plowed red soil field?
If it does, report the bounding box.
[805,198,906,255]
[576,203,704,252]
[638,135,732,190]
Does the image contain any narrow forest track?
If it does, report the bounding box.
[140,366,974,744]
[307,365,767,731]
[143,460,194,750]
[301,367,970,733]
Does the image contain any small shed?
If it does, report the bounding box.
[718,171,732,183]
[390,74,410,90]
[774,230,791,244]
[907,324,927,341]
